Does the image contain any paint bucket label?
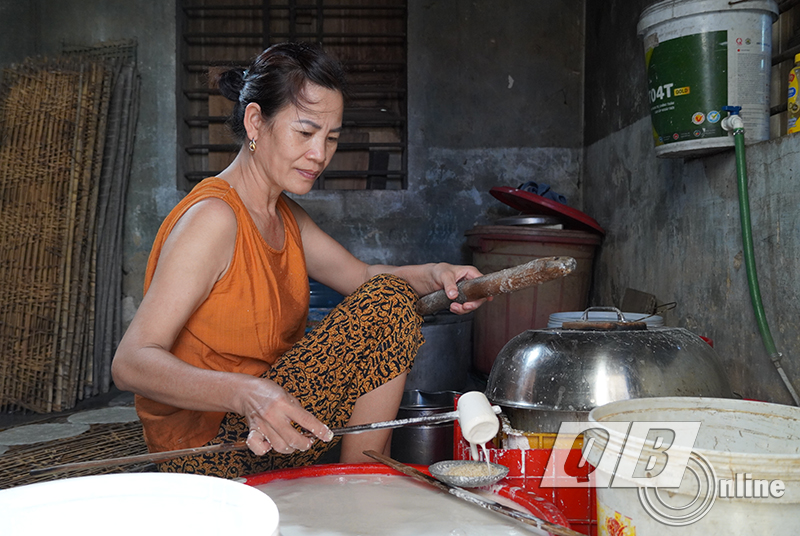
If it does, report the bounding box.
[788,65,800,133]
[597,501,637,536]
[645,31,728,149]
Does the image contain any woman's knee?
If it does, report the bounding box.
[356,273,419,315]
[367,275,421,331]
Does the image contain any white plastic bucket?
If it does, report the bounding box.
[637,0,779,157]
[547,310,664,328]
[0,473,280,536]
[585,397,800,535]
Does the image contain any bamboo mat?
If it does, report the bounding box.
[0,418,150,490]
[0,43,140,413]
[65,41,140,400]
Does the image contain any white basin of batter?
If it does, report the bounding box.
[254,474,550,536]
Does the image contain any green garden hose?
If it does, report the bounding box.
[724,106,800,405]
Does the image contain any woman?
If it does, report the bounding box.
[112,42,485,478]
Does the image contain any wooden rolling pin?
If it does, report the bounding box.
[416,256,577,316]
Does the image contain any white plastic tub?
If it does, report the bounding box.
[245,463,570,535]
[0,472,280,536]
[547,310,663,328]
[586,397,800,535]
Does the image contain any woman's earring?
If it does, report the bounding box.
[249,139,257,152]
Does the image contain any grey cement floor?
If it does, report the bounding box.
[0,388,135,431]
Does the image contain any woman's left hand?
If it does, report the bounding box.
[426,263,488,315]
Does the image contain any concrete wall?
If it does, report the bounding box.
[1,0,586,326]
[2,0,585,289]
[583,0,800,404]
[5,1,796,404]
[0,1,38,65]
[289,0,586,266]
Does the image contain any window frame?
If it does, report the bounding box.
[177,0,408,191]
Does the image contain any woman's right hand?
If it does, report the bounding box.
[241,377,334,456]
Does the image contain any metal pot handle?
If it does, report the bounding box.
[580,306,630,322]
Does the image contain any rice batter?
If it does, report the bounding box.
[254,474,550,535]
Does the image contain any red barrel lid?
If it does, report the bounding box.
[490,186,605,235]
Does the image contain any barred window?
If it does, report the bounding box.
[179,0,407,190]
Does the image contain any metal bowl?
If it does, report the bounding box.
[429,460,509,488]
[486,325,734,432]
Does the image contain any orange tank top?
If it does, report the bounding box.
[135,177,310,452]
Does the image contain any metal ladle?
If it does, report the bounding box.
[428,459,509,488]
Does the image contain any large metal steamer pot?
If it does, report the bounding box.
[485,311,734,433]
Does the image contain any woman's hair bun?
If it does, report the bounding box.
[215,68,246,102]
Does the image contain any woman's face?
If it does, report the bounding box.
[255,82,344,195]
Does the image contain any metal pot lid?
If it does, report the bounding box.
[485,326,733,413]
[493,214,564,226]
[490,186,606,235]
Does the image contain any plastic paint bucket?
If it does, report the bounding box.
[637,0,779,158]
[585,397,800,535]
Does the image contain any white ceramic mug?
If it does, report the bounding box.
[456,391,499,447]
